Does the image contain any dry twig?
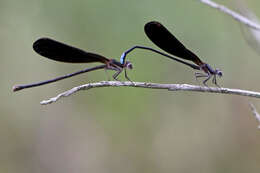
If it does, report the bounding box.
[40,81,260,105]
[200,0,260,30]
[249,103,260,129]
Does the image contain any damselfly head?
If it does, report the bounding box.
[216,68,222,77]
[125,61,133,70]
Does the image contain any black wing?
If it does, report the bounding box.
[144,21,203,66]
[33,38,109,63]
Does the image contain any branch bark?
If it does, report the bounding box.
[40,81,260,105]
[200,0,260,30]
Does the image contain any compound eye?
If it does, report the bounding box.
[126,61,133,69]
[217,70,223,77]
[127,64,133,69]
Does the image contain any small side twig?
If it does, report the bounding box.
[40,81,260,105]
[249,103,260,129]
[200,0,260,30]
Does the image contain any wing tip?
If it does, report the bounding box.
[144,21,162,31]
[33,38,47,53]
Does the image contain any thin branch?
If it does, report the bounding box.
[249,103,260,129]
[40,81,260,105]
[236,1,260,55]
[200,0,260,30]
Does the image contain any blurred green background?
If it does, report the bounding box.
[1,0,260,172]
